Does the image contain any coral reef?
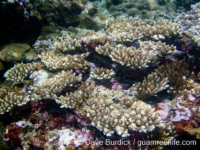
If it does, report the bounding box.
[1,13,200,150]
[106,0,176,19]
[3,98,176,150]
[53,34,81,53]
[3,104,96,150]
[56,82,168,137]
[175,2,200,46]
[76,30,112,51]
[105,16,182,43]
[24,0,109,31]
[155,60,194,95]
[32,39,54,54]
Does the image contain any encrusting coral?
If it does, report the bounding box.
[156,94,200,139]
[90,67,115,80]
[0,43,32,63]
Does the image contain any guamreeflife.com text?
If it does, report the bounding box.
[85,139,197,147]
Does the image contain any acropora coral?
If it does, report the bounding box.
[1,2,200,149]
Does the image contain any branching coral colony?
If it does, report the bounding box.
[1,7,200,149]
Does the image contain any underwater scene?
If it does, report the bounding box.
[1,0,200,149]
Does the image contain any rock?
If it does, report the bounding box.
[88,7,98,16]
[71,2,83,14]
[25,49,37,62]
[0,43,31,63]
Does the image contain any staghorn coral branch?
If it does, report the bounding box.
[39,51,90,71]
[95,41,114,56]
[4,62,45,83]
[96,41,176,69]
[110,47,151,69]
[0,86,30,114]
[90,67,115,80]
[53,34,81,53]
[29,70,82,100]
[106,16,182,43]
[137,40,176,56]
[56,82,167,137]
[131,71,169,99]
[155,60,194,95]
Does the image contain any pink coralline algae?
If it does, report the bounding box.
[171,110,190,122]
[57,128,93,149]
[171,102,192,122]
[157,96,194,123]
[3,106,97,149]
[156,94,200,138]
[157,102,170,121]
